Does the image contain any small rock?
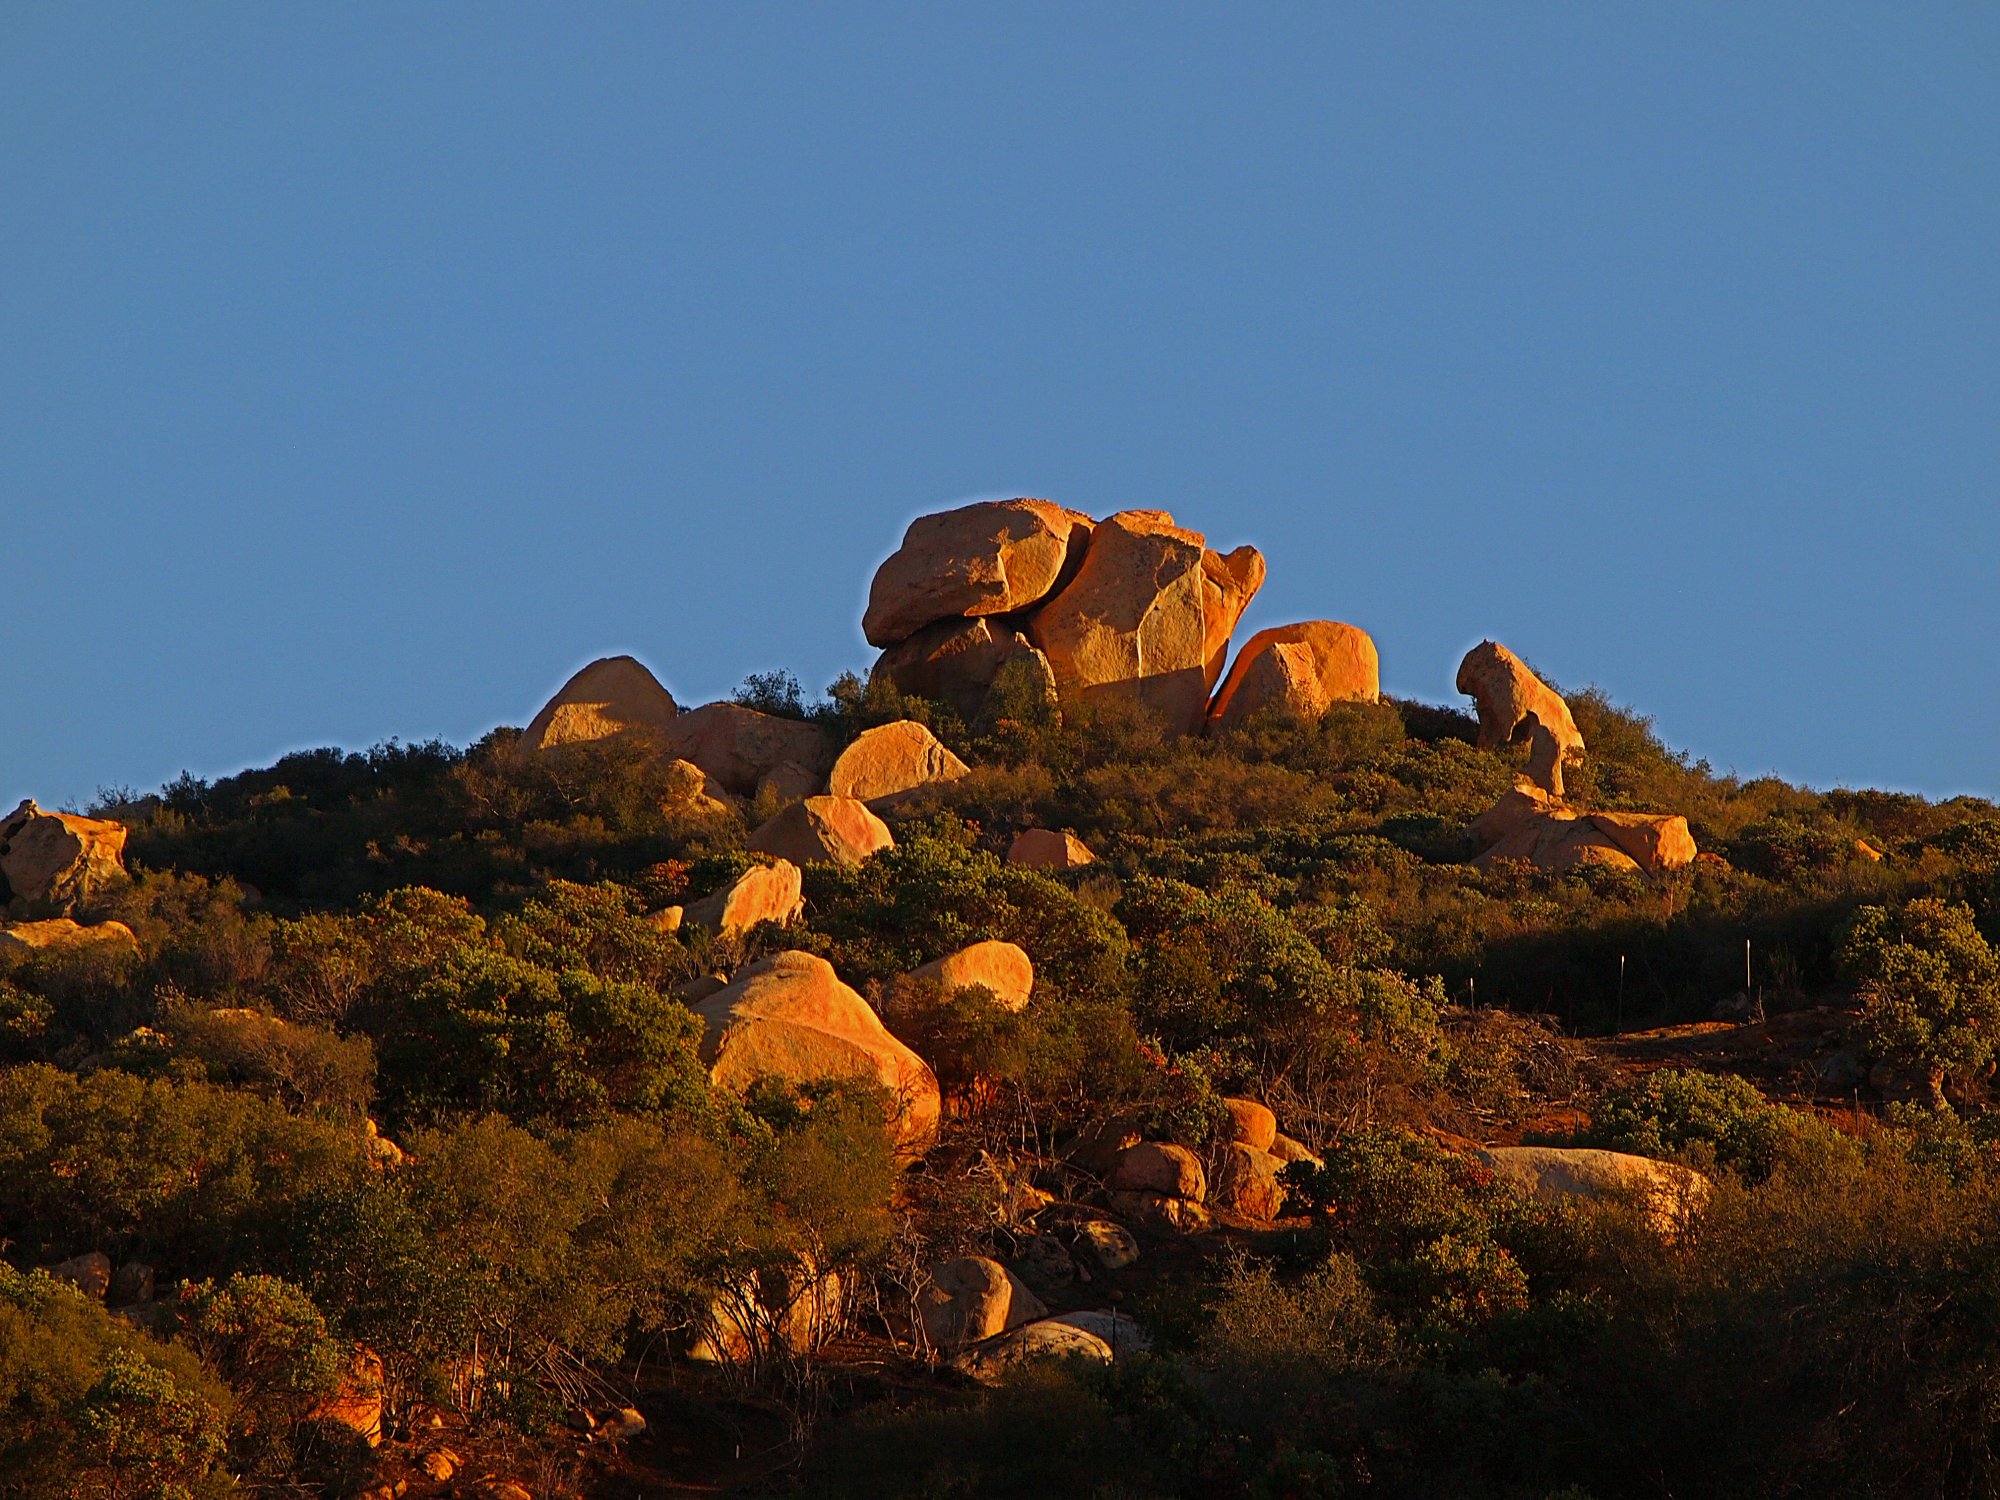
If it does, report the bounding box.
[1076,1219,1140,1271]
[421,1448,459,1481]
[594,1407,646,1443]
[1007,828,1095,870]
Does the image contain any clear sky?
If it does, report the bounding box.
[4,4,1996,811]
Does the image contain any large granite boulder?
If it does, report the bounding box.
[1207,621,1380,731]
[827,720,970,806]
[1456,642,1585,792]
[693,952,941,1154]
[1025,510,1263,734]
[1470,784,1695,876]
[680,861,805,935]
[871,617,1057,720]
[864,499,1093,647]
[955,1318,1115,1383]
[747,796,894,867]
[1208,1142,1287,1222]
[663,703,833,798]
[905,940,1034,1012]
[0,919,140,956]
[1476,1146,1711,1234]
[1109,1142,1206,1201]
[916,1256,1047,1350]
[0,802,128,917]
[516,656,679,758]
[1218,1097,1278,1152]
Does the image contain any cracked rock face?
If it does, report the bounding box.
[864,498,1093,648]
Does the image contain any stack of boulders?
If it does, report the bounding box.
[865,500,1379,736]
[1456,643,1697,878]
[1206,1096,1321,1222]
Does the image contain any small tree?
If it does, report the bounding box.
[1842,899,2000,1098]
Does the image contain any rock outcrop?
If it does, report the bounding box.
[1026,510,1263,733]
[827,720,970,806]
[662,703,834,798]
[916,1256,1047,1349]
[1470,784,1696,876]
[1208,621,1379,732]
[0,801,128,917]
[0,918,140,956]
[956,1318,1114,1383]
[661,758,737,817]
[692,951,941,1154]
[1007,829,1096,870]
[864,499,1093,648]
[747,796,894,867]
[516,656,679,757]
[1209,1141,1287,1221]
[1218,1096,1278,1153]
[1476,1146,1711,1234]
[1456,642,1585,793]
[904,940,1035,1012]
[871,617,1056,721]
[681,861,805,935]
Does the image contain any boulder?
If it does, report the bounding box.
[49,1251,111,1299]
[0,918,139,956]
[1585,810,1700,872]
[691,1259,845,1363]
[872,616,1057,720]
[1076,1219,1140,1271]
[663,703,834,798]
[1043,1309,1152,1357]
[756,759,824,805]
[108,1261,154,1307]
[1012,1233,1076,1293]
[681,860,805,935]
[864,499,1093,647]
[693,951,941,1154]
[1476,1146,1711,1234]
[1025,510,1264,734]
[310,1345,384,1447]
[1270,1133,1323,1169]
[1104,1190,1211,1234]
[1209,1143,1286,1222]
[1470,785,1696,877]
[827,721,971,806]
[661,757,737,817]
[516,655,679,757]
[1108,1142,1206,1201]
[955,1318,1114,1384]
[595,1407,647,1444]
[1456,642,1585,792]
[747,796,894,868]
[916,1256,1047,1349]
[906,940,1034,1012]
[1218,1096,1277,1152]
[1007,828,1096,870]
[647,907,684,935]
[0,801,128,916]
[1207,621,1380,731]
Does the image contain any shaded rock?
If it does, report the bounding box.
[108,1261,154,1307]
[420,1450,458,1481]
[1208,621,1380,732]
[1025,510,1263,734]
[0,801,128,916]
[675,974,728,1006]
[1105,1190,1211,1234]
[747,796,894,868]
[1007,828,1096,870]
[906,940,1034,1012]
[0,918,139,956]
[663,703,833,798]
[693,951,941,1154]
[828,720,970,806]
[1109,1143,1206,1201]
[864,498,1093,647]
[872,617,1056,720]
[1011,1233,1077,1294]
[1218,1096,1277,1152]
[917,1256,1047,1349]
[682,860,805,935]
[1076,1219,1140,1271]
[1044,1309,1152,1357]
[516,656,679,758]
[49,1251,111,1299]
[1062,1114,1144,1178]
[956,1318,1114,1384]
[1455,642,1585,793]
[364,1118,406,1172]
[1270,1132,1323,1169]
[756,759,824,805]
[595,1407,647,1444]
[646,906,683,935]
[1209,1143,1286,1222]
[1477,1146,1711,1234]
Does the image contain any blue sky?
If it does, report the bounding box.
[4,4,1996,809]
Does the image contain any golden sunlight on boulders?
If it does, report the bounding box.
[1470,784,1696,877]
[1476,1146,1711,1235]
[748,795,894,867]
[1456,641,1585,793]
[1109,1141,1206,1200]
[681,860,805,935]
[516,655,679,757]
[906,940,1034,1011]
[1025,510,1264,734]
[1209,1142,1287,1222]
[917,1256,1047,1349]
[1218,1096,1278,1152]
[827,720,970,806]
[864,498,1093,647]
[1007,828,1096,870]
[871,616,1056,720]
[661,757,737,817]
[0,918,140,956]
[692,951,941,1155]
[956,1317,1115,1383]
[663,702,833,798]
[1208,621,1380,732]
[0,801,129,917]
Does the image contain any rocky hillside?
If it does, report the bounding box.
[4,498,1999,1499]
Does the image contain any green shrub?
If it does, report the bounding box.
[1587,1068,1845,1183]
[1843,898,2000,1080]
